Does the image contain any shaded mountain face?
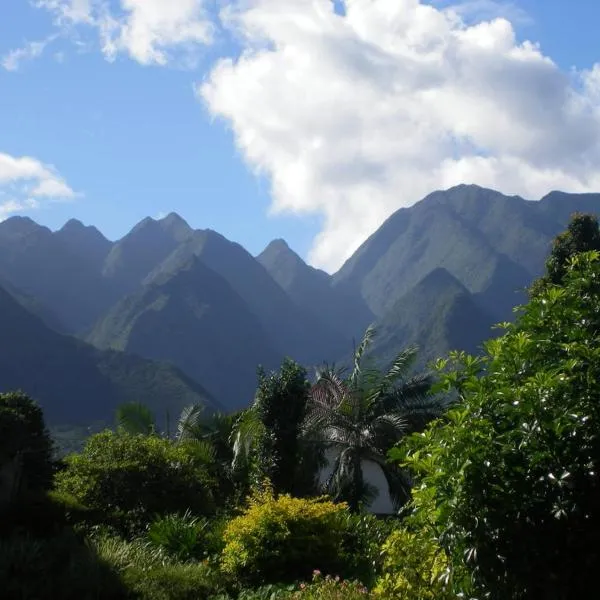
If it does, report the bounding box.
[54,219,112,270]
[370,268,497,369]
[0,217,112,333]
[88,258,281,410]
[144,229,349,366]
[334,184,600,323]
[257,239,374,340]
[1,186,597,422]
[0,284,219,425]
[101,213,193,301]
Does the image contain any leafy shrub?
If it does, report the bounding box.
[0,391,54,508]
[338,513,398,586]
[93,534,224,599]
[0,529,126,599]
[220,486,354,585]
[393,252,600,599]
[55,431,215,531]
[121,562,223,600]
[147,509,210,561]
[373,528,452,600]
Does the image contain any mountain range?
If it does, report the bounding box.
[0,184,597,425]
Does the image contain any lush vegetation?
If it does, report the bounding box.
[2,214,600,599]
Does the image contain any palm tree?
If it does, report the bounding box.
[115,402,218,466]
[304,326,446,512]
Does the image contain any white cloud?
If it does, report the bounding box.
[36,0,214,66]
[0,153,77,220]
[1,36,57,71]
[35,0,94,24]
[200,0,600,272]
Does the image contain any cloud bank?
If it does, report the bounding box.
[0,153,77,220]
[200,0,600,271]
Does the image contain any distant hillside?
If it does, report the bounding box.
[257,239,374,340]
[88,257,281,410]
[1,184,598,421]
[0,217,112,332]
[334,185,599,321]
[143,229,349,366]
[371,268,497,369]
[0,284,219,425]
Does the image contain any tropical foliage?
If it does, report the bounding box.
[4,214,600,600]
[393,250,600,599]
[305,328,440,511]
[220,485,354,585]
[54,430,216,528]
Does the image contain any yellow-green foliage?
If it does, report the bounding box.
[221,486,350,585]
[373,528,453,600]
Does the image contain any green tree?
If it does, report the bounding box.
[115,402,241,502]
[305,327,439,512]
[395,251,600,600]
[540,212,600,287]
[233,359,320,497]
[0,391,54,507]
[55,430,215,527]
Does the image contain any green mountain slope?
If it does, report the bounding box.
[144,229,348,365]
[88,257,281,410]
[0,217,111,333]
[333,185,600,322]
[101,213,193,300]
[0,284,219,425]
[371,268,497,369]
[257,239,374,340]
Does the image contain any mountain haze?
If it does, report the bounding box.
[1,184,598,422]
[0,283,219,425]
[89,257,281,409]
[257,238,374,340]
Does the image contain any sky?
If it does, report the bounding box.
[1,0,600,272]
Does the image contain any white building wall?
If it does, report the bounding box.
[318,448,395,514]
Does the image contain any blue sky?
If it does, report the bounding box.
[1,1,600,270]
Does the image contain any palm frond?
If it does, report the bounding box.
[176,404,205,441]
[310,368,348,406]
[349,325,377,387]
[231,408,264,470]
[368,413,408,449]
[383,346,419,386]
[116,402,156,436]
[178,438,216,465]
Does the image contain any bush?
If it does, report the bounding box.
[394,252,600,599]
[338,513,398,586]
[121,562,222,600]
[0,529,126,599]
[373,528,452,600]
[0,391,54,509]
[55,431,215,531]
[220,486,355,585]
[147,509,210,561]
[93,534,224,599]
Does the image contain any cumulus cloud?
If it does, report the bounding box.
[199,0,600,272]
[0,153,77,220]
[36,0,214,66]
